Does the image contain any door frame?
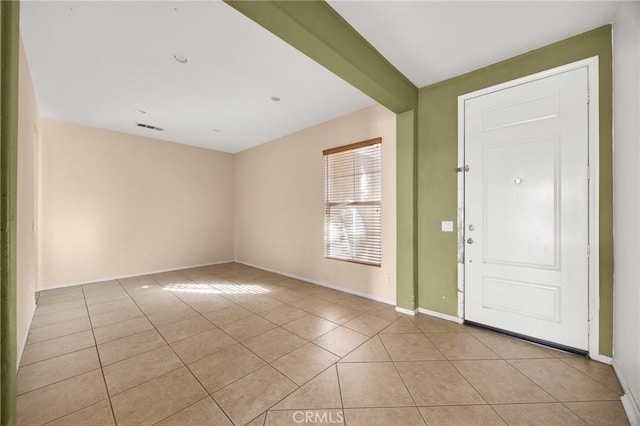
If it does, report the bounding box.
[456,56,601,359]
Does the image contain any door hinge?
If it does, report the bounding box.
[587,320,591,335]
[587,244,591,258]
[457,165,470,173]
[587,88,591,105]
[587,165,591,181]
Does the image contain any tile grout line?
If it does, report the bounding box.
[28,303,86,325]
[402,318,504,422]
[240,330,307,365]
[22,320,92,347]
[332,404,420,410]
[99,336,173,369]
[244,411,267,426]
[20,264,628,425]
[462,328,503,358]
[33,283,120,425]
[560,400,625,425]
[86,306,147,329]
[194,330,315,419]
[206,282,379,368]
[168,266,556,420]
[220,299,403,422]
[111,285,234,424]
[18,331,95,368]
[149,395,224,426]
[414,319,510,415]
[82,281,121,426]
[15,349,103,397]
[503,357,574,402]
[444,358,504,423]
[489,404,511,425]
[182,291,370,422]
[117,273,237,425]
[504,357,619,404]
[19,286,126,423]
[555,356,626,395]
[175,271,314,424]
[265,361,342,412]
[444,331,513,403]
[330,327,387,422]
[27,316,93,332]
[379,332,423,418]
[142,272,323,407]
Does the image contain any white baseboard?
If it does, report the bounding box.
[395,306,418,316]
[592,354,613,365]
[38,260,398,308]
[613,361,640,426]
[621,394,640,426]
[417,307,464,324]
[17,301,36,369]
[235,260,395,306]
[395,307,464,322]
[38,260,234,292]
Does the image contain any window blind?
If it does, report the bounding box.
[324,138,381,266]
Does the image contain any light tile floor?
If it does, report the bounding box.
[17,263,629,425]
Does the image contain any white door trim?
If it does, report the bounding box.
[456,56,600,358]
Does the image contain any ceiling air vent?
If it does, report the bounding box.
[136,123,164,131]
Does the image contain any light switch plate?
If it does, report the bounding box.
[441,221,454,232]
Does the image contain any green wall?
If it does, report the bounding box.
[226,2,614,355]
[1,1,21,424]
[416,25,614,356]
[396,109,418,310]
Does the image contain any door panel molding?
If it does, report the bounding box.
[457,56,600,357]
[481,277,561,322]
[482,136,561,269]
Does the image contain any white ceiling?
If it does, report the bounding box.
[329,1,621,87]
[20,1,375,153]
[21,1,622,153]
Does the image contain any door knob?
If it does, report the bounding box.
[467,238,474,244]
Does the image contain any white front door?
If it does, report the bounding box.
[463,67,590,351]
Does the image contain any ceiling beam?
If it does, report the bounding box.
[225,0,418,113]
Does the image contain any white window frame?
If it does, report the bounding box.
[323,137,382,267]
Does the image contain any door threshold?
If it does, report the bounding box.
[464,320,589,357]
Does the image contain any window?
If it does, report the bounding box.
[323,138,381,266]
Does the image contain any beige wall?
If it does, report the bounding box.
[234,104,397,303]
[17,37,39,359]
[37,104,397,303]
[39,120,234,289]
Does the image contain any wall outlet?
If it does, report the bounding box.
[441,221,454,232]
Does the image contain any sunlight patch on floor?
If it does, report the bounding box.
[162,283,270,295]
